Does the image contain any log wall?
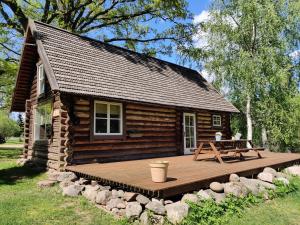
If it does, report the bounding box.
[69,97,231,164]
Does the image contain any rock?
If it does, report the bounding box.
[152,198,164,204]
[118,209,126,216]
[118,190,125,198]
[111,189,119,199]
[197,189,212,201]
[136,194,150,205]
[224,182,249,197]
[164,200,174,205]
[77,178,89,185]
[106,198,125,210]
[285,166,300,176]
[111,208,119,214]
[95,190,112,205]
[124,192,137,201]
[263,167,278,177]
[151,215,165,225]
[181,193,198,203]
[99,185,111,191]
[206,189,226,203]
[126,201,142,218]
[91,180,98,186]
[209,182,224,193]
[240,177,276,195]
[229,174,240,182]
[82,185,100,202]
[275,177,289,185]
[59,180,74,189]
[145,201,166,215]
[47,170,60,181]
[165,202,189,224]
[257,172,274,183]
[140,211,150,225]
[256,179,276,190]
[57,172,77,182]
[117,202,126,209]
[62,184,82,197]
[37,180,57,188]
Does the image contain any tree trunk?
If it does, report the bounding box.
[261,126,269,151]
[246,95,252,148]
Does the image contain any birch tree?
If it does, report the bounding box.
[184,0,300,149]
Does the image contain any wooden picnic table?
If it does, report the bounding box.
[193,139,264,163]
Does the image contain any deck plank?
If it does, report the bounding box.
[67,152,300,197]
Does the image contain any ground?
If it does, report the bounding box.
[0,148,300,225]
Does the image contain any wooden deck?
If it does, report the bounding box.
[67,152,300,198]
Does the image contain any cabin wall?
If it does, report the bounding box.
[68,96,231,164]
[70,97,178,164]
[24,63,65,170]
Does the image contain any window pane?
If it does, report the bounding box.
[35,101,52,140]
[110,119,120,133]
[185,138,190,149]
[110,105,120,119]
[185,116,189,126]
[190,137,195,148]
[96,119,107,133]
[96,103,107,118]
[189,116,194,126]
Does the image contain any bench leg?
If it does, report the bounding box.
[239,152,245,161]
[193,143,203,161]
[209,142,224,164]
[255,150,262,158]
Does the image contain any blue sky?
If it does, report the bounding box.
[158,0,210,68]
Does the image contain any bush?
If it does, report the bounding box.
[0,111,20,143]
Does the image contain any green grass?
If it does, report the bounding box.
[0,149,126,225]
[3,137,24,145]
[227,179,300,225]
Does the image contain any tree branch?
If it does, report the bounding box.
[0,42,21,56]
[105,36,176,43]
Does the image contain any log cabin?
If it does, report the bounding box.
[11,20,239,170]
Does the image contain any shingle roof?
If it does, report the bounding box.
[33,21,239,113]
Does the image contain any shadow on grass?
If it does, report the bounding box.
[0,164,44,185]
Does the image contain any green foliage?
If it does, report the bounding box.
[182,179,298,225]
[183,0,300,151]
[0,0,193,58]
[0,59,17,109]
[0,111,20,143]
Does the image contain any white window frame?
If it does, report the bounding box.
[37,64,45,96]
[212,115,222,127]
[94,101,123,135]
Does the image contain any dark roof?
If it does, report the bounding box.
[12,20,239,113]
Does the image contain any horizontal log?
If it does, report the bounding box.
[126,104,175,113]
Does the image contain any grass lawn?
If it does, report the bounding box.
[0,149,300,225]
[227,179,300,225]
[0,149,126,225]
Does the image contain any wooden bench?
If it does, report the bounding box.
[193,140,264,163]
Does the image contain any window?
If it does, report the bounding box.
[212,115,222,127]
[94,101,123,135]
[37,64,45,95]
[34,101,52,140]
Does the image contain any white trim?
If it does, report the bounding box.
[37,64,45,96]
[183,113,197,154]
[94,100,123,135]
[212,114,222,127]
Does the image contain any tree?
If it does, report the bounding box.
[0,110,20,143]
[0,58,17,109]
[183,0,300,150]
[0,0,193,60]
[17,113,24,136]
